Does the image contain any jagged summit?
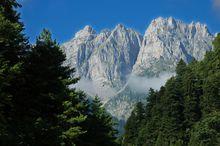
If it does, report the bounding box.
[62,23,142,89]
[72,17,211,41]
[150,17,178,27]
[62,17,214,124]
[100,28,111,34]
[83,25,94,31]
[146,17,210,36]
[132,17,213,76]
[115,23,126,29]
[74,24,128,39]
[75,25,96,39]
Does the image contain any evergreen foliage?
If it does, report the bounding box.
[0,1,118,145]
[59,91,88,146]
[123,102,144,146]
[1,0,219,145]
[0,0,28,144]
[76,96,119,146]
[123,34,220,146]
[189,112,220,146]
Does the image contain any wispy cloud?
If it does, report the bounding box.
[74,78,117,103]
[212,0,220,19]
[127,72,175,93]
[213,0,220,9]
[74,72,174,102]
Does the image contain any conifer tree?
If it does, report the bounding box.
[136,88,160,146]
[175,59,187,77]
[182,66,202,143]
[123,102,144,146]
[199,34,220,114]
[0,0,28,64]
[77,96,118,146]
[189,112,220,146]
[14,29,78,145]
[0,0,21,23]
[59,91,89,146]
[1,1,120,145]
[0,0,28,144]
[124,34,220,146]
[162,77,184,140]
[0,59,21,145]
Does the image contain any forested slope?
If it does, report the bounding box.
[123,34,220,146]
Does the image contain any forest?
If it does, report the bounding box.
[0,1,118,145]
[123,36,220,145]
[0,0,220,146]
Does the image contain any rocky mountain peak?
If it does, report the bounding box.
[75,25,96,39]
[111,24,127,37]
[62,17,214,126]
[146,17,184,35]
[62,24,142,89]
[133,17,214,76]
[115,23,126,29]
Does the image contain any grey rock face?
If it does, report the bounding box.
[132,17,213,76]
[62,17,214,132]
[62,24,142,89]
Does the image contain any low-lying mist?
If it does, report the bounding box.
[127,72,175,93]
[74,72,175,100]
[75,78,117,102]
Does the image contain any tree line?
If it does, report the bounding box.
[0,0,119,145]
[123,34,220,146]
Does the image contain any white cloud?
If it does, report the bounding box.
[213,0,220,9]
[127,72,175,93]
[73,72,174,103]
[74,78,117,103]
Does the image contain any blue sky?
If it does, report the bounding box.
[18,0,220,43]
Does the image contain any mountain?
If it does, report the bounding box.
[133,17,213,76]
[62,24,142,89]
[61,17,214,132]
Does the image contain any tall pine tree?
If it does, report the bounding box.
[77,96,118,146]
[0,0,28,144]
[123,102,145,146]
[14,29,79,145]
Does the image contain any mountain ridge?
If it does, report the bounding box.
[61,17,214,132]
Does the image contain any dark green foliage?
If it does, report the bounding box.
[136,88,162,146]
[175,59,187,77]
[0,8,27,64]
[123,34,220,146]
[59,91,88,146]
[160,77,185,144]
[77,96,119,146]
[123,102,144,146]
[0,59,21,145]
[189,112,220,146]
[0,1,28,144]
[0,0,21,23]
[0,1,119,145]
[181,65,202,143]
[198,34,220,114]
[12,29,76,145]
